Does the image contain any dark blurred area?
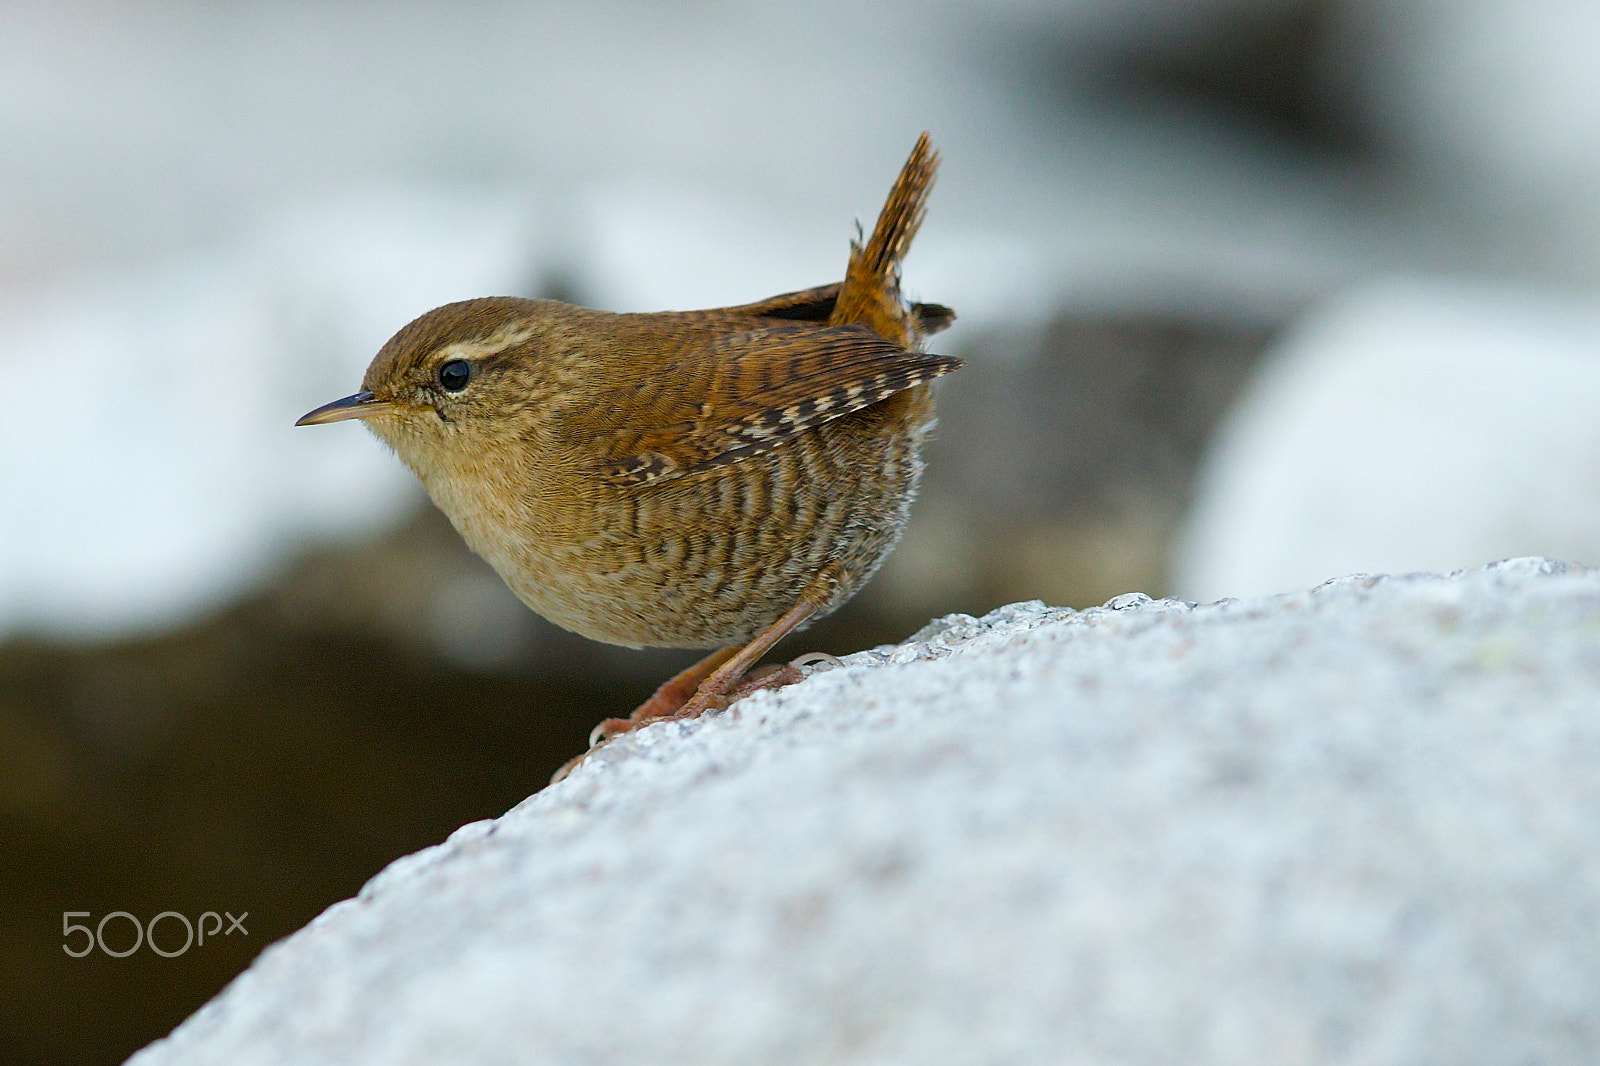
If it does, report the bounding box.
[7,0,1599,1061]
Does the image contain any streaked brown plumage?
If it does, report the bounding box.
[298,133,959,776]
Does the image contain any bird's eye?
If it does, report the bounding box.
[438,359,471,393]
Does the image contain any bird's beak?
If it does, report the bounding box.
[295,391,400,426]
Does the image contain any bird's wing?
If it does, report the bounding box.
[592,322,961,486]
[718,284,954,337]
[718,283,841,322]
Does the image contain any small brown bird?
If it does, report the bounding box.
[298,133,960,779]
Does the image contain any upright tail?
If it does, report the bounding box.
[830,132,944,348]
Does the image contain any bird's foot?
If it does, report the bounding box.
[549,652,843,785]
[672,651,844,720]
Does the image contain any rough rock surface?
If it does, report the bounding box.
[130,559,1600,1065]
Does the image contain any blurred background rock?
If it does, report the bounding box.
[4,1,1600,1062]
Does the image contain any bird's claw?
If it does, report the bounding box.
[552,650,845,787]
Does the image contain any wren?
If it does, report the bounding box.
[298,133,961,780]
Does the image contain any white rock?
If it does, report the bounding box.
[1175,279,1600,602]
[130,559,1600,1065]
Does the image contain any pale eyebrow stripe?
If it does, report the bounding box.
[443,321,538,365]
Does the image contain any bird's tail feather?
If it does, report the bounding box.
[830,132,941,347]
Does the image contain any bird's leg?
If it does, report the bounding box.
[669,600,819,721]
[585,646,741,748]
[676,566,847,716]
[552,578,840,786]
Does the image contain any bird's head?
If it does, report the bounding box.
[296,297,568,467]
